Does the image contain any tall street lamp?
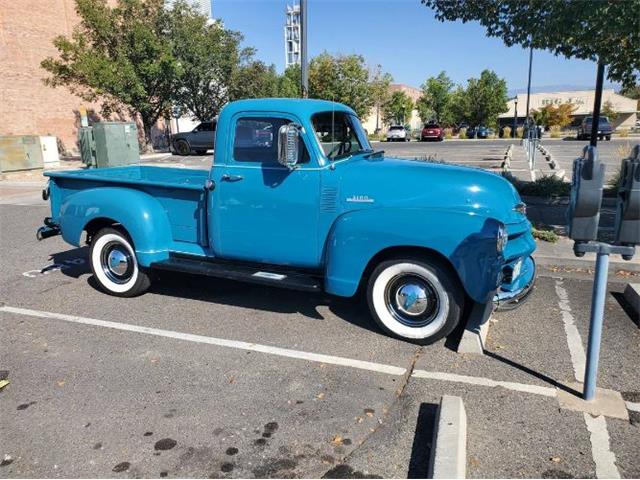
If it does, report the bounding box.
[513,97,518,138]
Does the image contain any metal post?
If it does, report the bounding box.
[525,44,533,127]
[300,0,308,98]
[590,62,605,148]
[513,99,518,138]
[583,248,610,400]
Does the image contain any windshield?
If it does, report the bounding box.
[389,126,404,130]
[312,111,372,160]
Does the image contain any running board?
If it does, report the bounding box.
[151,257,322,292]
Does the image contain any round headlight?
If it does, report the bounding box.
[497,225,508,253]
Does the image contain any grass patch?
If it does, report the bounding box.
[549,125,562,138]
[458,128,467,139]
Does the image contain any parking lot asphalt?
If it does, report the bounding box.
[1,201,639,478]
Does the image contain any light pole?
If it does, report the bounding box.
[300,0,308,98]
[513,98,518,138]
[525,44,533,127]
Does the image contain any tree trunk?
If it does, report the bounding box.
[140,115,154,154]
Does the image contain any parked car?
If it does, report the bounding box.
[170,120,216,155]
[465,126,477,139]
[38,98,536,344]
[421,123,444,141]
[476,126,494,139]
[453,122,469,135]
[577,116,613,141]
[386,125,410,142]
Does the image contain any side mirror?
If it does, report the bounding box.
[278,123,300,169]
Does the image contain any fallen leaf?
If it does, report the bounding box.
[550,456,561,463]
[0,380,9,390]
[316,392,325,400]
[330,435,343,446]
[56,380,65,387]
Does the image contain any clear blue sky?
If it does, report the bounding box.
[212,0,619,94]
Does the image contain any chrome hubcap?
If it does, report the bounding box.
[108,249,129,276]
[385,274,439,327]
[101,241,134,284]
[395,283,429,316]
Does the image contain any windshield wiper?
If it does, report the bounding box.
[363,149,384,159]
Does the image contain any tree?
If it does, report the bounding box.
[229,61,280,100]
[169,2,244,122]
[41,0,181,149]
[382,91,414,126]
[421,0,640,88]
[601,100,618,121]
[416,71,454,124]
[277,64,301,98]
[532,102,576,129]
[463,70,508,127]
[369,66,393,133]
[448,86,468,125]
[308,53,374,118]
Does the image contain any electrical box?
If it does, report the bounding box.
[568,146,605,243]
[0,135,45,173]
[79,127,96,167]
[613,144,640,246]
[92,122,140,168]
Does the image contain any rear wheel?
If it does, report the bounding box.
[366,257,464,344]
[174,140,191,156]
[90,227,151,297]
[605,135,611,141]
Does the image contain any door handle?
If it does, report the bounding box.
[221,174,244,182]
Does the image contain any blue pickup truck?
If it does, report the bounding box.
[38,99,535,344]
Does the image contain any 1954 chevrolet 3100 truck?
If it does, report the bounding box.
[38,99,536,344]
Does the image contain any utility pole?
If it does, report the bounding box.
[300,0,308,98]
[512,97,518,138]
[525,44,533,127]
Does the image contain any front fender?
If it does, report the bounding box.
[324,208,504,303]
[58,187,173,266]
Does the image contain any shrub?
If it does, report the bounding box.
[532,225,559,243]
[549,125,562,138]
[502,126,511,138]
[618,128,629,137]
[516,127,524,138]
[443,128,453,139]
[503,172,571,197]
[458,128,467,139]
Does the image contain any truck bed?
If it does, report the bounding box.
[45,165,209,190]
[46,166,211,247]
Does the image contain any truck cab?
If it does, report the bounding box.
[39,99,536,344]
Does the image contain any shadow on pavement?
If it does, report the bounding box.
[408,402,438,479]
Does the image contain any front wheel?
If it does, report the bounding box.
[605,135,611,141]
[366,257,464,344]
[90,227,151,297]
[174,140,191,156]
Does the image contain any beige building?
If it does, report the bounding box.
[362,84,424,134]
[499,89,638,129]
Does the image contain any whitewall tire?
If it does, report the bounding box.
[366,257,464,344]
[89,227,151,297]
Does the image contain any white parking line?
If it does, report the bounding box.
[0,305,406,376]
[2,305,561,399]
[554,280,586,381]
[553,280,621,479]
[625,401,640,413]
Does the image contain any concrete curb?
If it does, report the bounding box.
[535,254,640,273]
[623,284,640,322]
[457,302,492,355]
[428,395,467,479]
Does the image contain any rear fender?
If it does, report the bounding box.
[324,208,504,303]
[58,187,173,266]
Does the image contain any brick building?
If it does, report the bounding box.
[0,0,120,153]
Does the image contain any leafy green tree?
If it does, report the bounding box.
[601,100,618,121]
[308,53,374,118]
[230,61,280,100]
[41,0,181,148]
[369,66,393,133]
[532,102,576,129]
[382,91,414,125]
[277,64,301,98]
[421,0,640,88]
[416,71,454,124]
[448,86,468,125]
[463,70,508,127]
[169,2,245,122]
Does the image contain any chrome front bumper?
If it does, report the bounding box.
[493,256,536,311]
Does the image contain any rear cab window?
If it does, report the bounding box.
[232,117,309,165]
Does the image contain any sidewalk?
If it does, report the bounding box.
[507,143,560,181]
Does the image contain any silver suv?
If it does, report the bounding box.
[386,125,409,142]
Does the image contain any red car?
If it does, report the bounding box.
[421,123,444,141]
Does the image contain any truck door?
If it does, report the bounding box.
[211,115,321,268]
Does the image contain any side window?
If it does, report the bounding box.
[233,117,310,165]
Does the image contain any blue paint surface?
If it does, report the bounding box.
[44,98,536,302]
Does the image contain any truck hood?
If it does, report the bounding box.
[335,155,525,225]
